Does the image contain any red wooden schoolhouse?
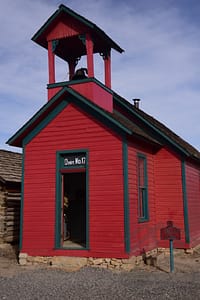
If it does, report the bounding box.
[7,5,200,263]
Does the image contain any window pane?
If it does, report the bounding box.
[139,188,144,218]
[137,154,148,221]
[138,158,145,187]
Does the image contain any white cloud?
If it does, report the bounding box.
[0,0,199,152]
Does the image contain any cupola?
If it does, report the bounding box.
[32,4,124,112]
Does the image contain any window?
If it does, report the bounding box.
[137,154,148,222]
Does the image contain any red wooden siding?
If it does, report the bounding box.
[48,86,62,101]
[70,81,113,112]
[154,147,186,248]
[186,162,200,247]
[128,141,157,256]
[22,103,126,258]
[47,17,87,41]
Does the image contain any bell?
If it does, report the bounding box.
[72,68,88,80]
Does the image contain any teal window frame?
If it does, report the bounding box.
[137,153,149,222]
[55,149,89,250]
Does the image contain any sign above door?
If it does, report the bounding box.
[63,153,86,168]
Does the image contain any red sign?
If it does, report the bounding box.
[160,221,181,241]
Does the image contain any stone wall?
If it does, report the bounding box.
[87,256,144,271]
[19,246,200,272]
[19,248,160,272]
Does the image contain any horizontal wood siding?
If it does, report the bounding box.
[23,103,125,257]
[70,82,113,112]
[128,141,157,256]
[186,162,200,247]
[154,148,186,248]
[47,17,87,41]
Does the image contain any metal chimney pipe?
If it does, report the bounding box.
[133,98,140,109]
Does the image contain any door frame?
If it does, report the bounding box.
[55,149,89,249]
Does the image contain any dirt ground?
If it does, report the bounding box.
[152,249,200,273]
[0,244,200,277]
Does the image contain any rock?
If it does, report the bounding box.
[185,249,194,255]
[121,264,135,272]
[122,256,137,265]
[51,256,87,271]
[110,259,121,266]
[92,258,104,265]
[19,253,28,265]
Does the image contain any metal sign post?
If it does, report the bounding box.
[160,221,181,273]
[169,239,174,272]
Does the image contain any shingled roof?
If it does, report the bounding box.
[7,79,200,164]
[0,150,22,183]
[113,92,200,162]
[32,4,124,62]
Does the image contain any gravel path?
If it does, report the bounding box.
[0,263,200,300]
[0,249,200,300]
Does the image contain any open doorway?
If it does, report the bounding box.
[61,172,86,248]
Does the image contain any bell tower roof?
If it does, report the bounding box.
[32,4,124,109]
[32,4,124,62]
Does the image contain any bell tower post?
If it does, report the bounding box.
[48,41,55,84]
[86,33,94,78]
[31,4,124,110]
[103,50,111,89]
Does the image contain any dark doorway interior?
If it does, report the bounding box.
[62,172,86,248]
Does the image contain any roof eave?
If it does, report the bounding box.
[31,4,124,53]
[65,87,131,135]
[7,87,132,148]
[113,94,191,158]
[6,87,67,147]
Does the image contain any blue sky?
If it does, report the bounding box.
[0,0,200,153]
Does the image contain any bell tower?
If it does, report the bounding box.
[32,4,123,112]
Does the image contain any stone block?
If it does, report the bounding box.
[156,252,165,264]
[34,256,49,264]
[122,256,137,265]
[101,263,108,269]
[51,256,87,271]
[185,248,194,255]
[108,264,116,269]
[110,259,121,266]
[135,256,144,266]
[121,263,135,272]
[19,252,28,265]
[92,258,104,265]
